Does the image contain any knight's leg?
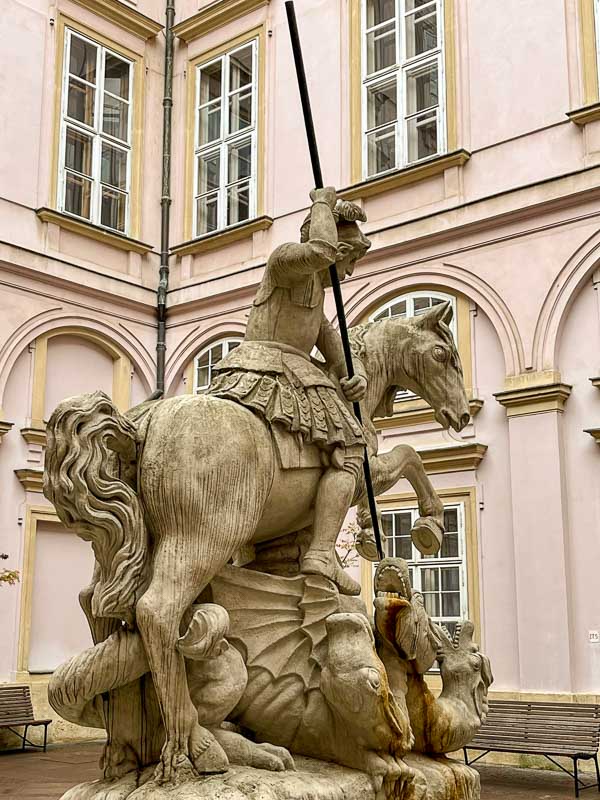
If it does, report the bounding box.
[136,540,230,783]
[301,453,362,596]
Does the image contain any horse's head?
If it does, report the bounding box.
[385,301,470,432]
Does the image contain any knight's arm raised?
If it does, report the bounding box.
[268,187,338,279]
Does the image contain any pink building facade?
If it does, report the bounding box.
[1,0,600,748]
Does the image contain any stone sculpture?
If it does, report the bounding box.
[43,189,489,799]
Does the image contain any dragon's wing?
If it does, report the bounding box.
[211,565,340,689]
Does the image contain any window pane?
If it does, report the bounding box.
[367,124,395,175]
[228,341,241,353]
[101,187,127,232]
[423,593,440,616]
[414,295,443,314]
[230,46,253,91]
[441,532,458,558]
[406,0,436,10]
[65,128,92,176]
[198,152,221,195]
[366,0,396,27]
[199,101,221,146]
[104,53,130,99]
[382,514,394,543]
[199,62,222,105]
[64,173,92,219]
[406,63,438,115]
[444,507,458,532]
[67,78,95,127]
[405,6,438,59]
[389,300,407,317]
[421,567,439,592]
[197,192,219,235]
[229,89,253,134]
[197,366,210,388]
[398,512,412,536]
[211,343,224,362]
[103,94,128,141]
[441,568,459,592]
[367,79,397,130]
[396,536,412,560]
[407,113,437,161]
[228,140,252,183]
[69,35,97,83]
[442,592,460,617]
[227,181,250,226]
[101,143,128,190]
[366,23,396,74]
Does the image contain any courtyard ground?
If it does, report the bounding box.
[0,741,588,799]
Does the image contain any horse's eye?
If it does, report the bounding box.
[432,346,447,362]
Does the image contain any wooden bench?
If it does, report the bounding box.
[0,684,52,752]
[464,700,600,797]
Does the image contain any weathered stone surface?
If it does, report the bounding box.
[43,187,489,799]
[60,755,479,800]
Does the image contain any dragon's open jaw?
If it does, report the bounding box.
[374,561,412,600]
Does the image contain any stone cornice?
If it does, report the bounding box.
[585,427,600,444]
[494,381,572,417]
[0,420,14,442]
[69,0,163,40]
[340,150,471,202]
[589,376,600,389]
[14,468,44,493]
[20,426,47,447]
[171,216,273,257]
[173,0,270,42]
[375,398,483,431]
[567,103,600,126]
[36,208,154,255]
[415,442,488,475]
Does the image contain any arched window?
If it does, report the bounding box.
[193,337,242,393]
[369,290,457,400]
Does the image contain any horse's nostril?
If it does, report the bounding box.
[460,413,470,429]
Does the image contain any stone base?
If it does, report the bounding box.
[60,754,479,800]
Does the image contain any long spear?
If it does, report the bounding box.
[285,1,384,561]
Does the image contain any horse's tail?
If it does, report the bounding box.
[43,390,148,622]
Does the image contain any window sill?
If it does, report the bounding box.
[340,149,471,201]
[589,376,600,389]
[69,0,163,40]
[0,420,14,443]
[15,468,44,493]
[566,103,600,126]
[375,396,483,430]
[585,427,600,445]
[172,215,273,257]
[173,0,269,41]
[36,208,154,255]
[415,442,488,475]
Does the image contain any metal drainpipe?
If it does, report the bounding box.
[156,0,175,393]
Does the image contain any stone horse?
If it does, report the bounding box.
[43,300,469,782]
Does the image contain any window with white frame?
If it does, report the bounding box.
[194,40,258,237]
[59,29,134,233]
[381,503,467,639]
[362,0,446,179]
[193,337,242,393]
[369,290,456,400]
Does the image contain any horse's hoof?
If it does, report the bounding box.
[355,528,380,562]
[191,730,229,774]
[411,517,444,556]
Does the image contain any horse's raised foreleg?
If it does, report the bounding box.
[356,445,445,559]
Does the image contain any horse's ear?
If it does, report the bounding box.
[415,300,453,330]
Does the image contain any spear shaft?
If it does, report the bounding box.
[285,1,384,561]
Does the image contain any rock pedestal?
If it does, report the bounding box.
[61,755,479,800]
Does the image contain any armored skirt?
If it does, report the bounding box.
[208,341,364,450]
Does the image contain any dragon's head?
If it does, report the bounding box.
[435,621,493,723]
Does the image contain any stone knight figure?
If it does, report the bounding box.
[209,186,371,596]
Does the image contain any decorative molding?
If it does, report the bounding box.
[0,420,14,442]
[414,442,488,475]
[20,426,47,448]
[69,0,163,40]
[494,381,572,417]
[14,469,44,493]
[567,103,600,125]
[589,376,600,389]
[375,397,483,431]
[172,216,273,257]
[340,150,471,202]
[578,0,599,106]
[173,0,269,42]
[585,427,600,444]
[36,208,153,255]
